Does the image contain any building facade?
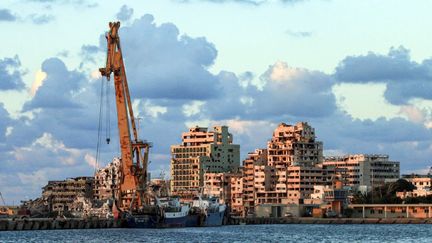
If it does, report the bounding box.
[42,176,94,214]
[170,126,240,198]
[322,154,400,191]
[93,158,121,202]
[397,176,432,199]
[242,122,326,215]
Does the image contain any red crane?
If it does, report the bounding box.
[99,22,151,213]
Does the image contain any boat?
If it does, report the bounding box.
[125,197,190,228]
[186,196,226,227]
[157,197,190,228]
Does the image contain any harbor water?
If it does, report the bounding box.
[1,224,431,242]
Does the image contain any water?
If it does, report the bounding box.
[1,224,431,242]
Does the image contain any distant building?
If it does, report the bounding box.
[349,204,432,218]
[93,158,121,202]
[268,122,323,167]
[397,176,432,199]
[170,126,240,199]
[322,154,400,191]
[42,176,94,214]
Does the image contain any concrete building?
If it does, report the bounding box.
[170,126,240,198]
[242,122,326,215]
[349,204,432,218]
[203,172,242,209]
[397,176,432,199]
[93,158,121,202]
[322,154,400,191]
[268,122,323,167]
[42,176,94,214]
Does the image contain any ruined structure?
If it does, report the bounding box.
[93,158,121,202]
[322,154,400,191]
[170,126,240,199]
[241,122,326,215]
[42,177,94,214]
[203,172,242,206]
[268,122,322,167]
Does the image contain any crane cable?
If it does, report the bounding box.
[105,78,111,144]
[95,76,112,174]
[95,77,106,174]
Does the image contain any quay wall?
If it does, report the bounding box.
[0,218,121,231]
[228,217,432,225]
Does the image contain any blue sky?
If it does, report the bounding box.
[1,0,432,203]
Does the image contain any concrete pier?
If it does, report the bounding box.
[0,218,121,231]
[228,217,432,225]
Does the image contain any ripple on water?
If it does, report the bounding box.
[0,224,431,243]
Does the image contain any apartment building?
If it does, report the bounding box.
[268,122,323,167]
[93,158,121,201]
[203,172,242,207]
[242,122,326,215]
[42,176,94,214]
[322,154,400,191]
[170,126,240,198]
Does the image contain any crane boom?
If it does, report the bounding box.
[99,21,150,212]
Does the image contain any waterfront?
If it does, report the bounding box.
[1,224,431,242]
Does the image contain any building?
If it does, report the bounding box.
[242,122,326,215]
[397,175,432,199]
[203,172,242,205]
[170,126,240,198]
[322,154,400,191]
[93,158,121,202]
[349,204,432,218]
[42,176,94,214]
[268,122,323,167]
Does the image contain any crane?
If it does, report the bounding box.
[99,21,151,213]
[0,192,5,206]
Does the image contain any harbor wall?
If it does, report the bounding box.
[228,217,432,225]
[0,218,121,231]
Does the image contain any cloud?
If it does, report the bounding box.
[398,105,428,124]
[335,46,432,105]
[23,58,85,110]
[28,14,55,24]
[0,9,17,21]
[116,5,133,22]
[0,103,12,143]
[26,0,98,8]
[13,133,82,166]
[286,30,312,38]
[176,0,305,5]
[80,44,100,63]
[30,70,47,96]
[102,14,220,100]
[0,56,26,91]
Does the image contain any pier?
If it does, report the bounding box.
[0,218,120,231]
[228,217,432,225]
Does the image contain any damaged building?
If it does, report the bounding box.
[42,176,94,215]
[93,158,121,202]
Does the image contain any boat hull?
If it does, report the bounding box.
[126,214,159,228]
[158,215,188,228]
[186,210,225,227]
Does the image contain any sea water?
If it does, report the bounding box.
[0,224,431,242]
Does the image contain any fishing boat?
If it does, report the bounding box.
[186,196,226,227]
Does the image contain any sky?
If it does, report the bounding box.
[1,0,432,204]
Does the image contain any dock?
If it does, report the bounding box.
[0,218,120,231]
[228,217,432,225]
